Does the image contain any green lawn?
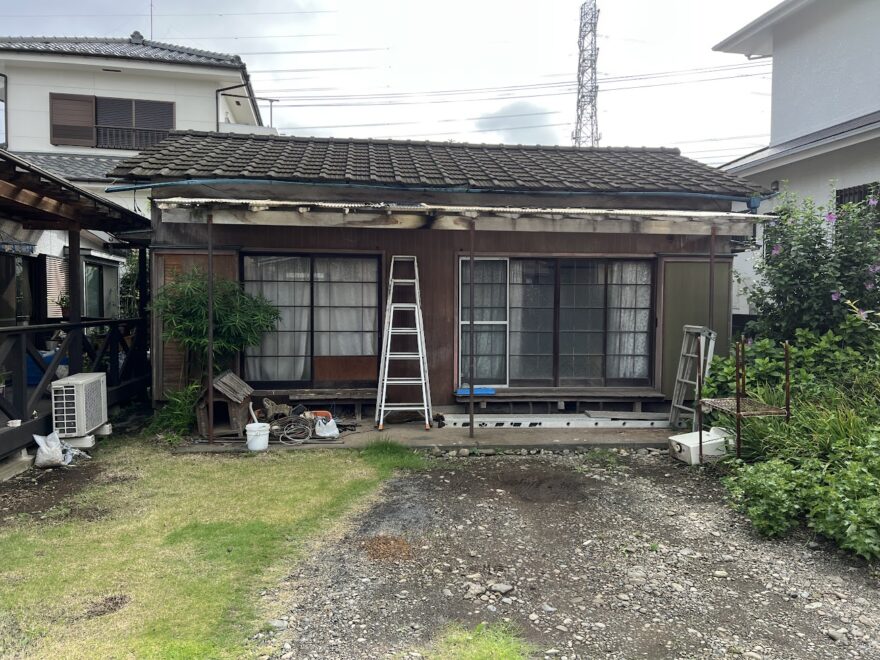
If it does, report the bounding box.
[0,438,422,658]
[423,623,533,660]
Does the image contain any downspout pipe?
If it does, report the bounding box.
[106,178,772,212]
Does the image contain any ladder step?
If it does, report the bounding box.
[677,378,696,386]
[672,404,694,411]
[382,404,427,411]
[386,378,425,385]
[390,303,419,310]
[390,328,418,335]
[391,279,417,284]
[388,352,421,359]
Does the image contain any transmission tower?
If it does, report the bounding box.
[572,0,599,147]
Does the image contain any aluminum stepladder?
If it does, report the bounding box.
[668,325,716,429]
[375,256,432,430]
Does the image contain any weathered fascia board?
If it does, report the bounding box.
[161,206,428,229]
[161,206,756,236]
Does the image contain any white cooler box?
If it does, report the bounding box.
[668,427,731,465]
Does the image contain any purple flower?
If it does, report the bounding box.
[866,282,876,291]
[858,309,869,320]
[771,244,782,256]
[870,196,879,207]
[825,211,838,224]
[831,291,842,301]
[869,264,880,274]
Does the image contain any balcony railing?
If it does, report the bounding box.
[0,318,150,459]
[96,126,170,150]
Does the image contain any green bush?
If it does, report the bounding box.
[725,459,813,537]
[152,268,279,380]
[148,382,201,437]
[747,193,880,338]
[706,310,880,557]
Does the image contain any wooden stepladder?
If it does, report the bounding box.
[375,256,432,430]
[668,325,716,429]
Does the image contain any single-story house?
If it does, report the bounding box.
[108,131,767,416]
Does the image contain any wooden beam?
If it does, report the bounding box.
[0,179,81,222]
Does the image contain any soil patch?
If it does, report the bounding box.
[361,535,413,561]
[263,450,880,660]
[83,594,130,618]
[0,461,100,523]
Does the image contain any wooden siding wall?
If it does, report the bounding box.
[152,250,237,400]
[152,220,731,405]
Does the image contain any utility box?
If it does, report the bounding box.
[668,427,730,465]
[51,372,108,438]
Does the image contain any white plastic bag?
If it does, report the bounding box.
[33,431,92,468]
[314,417,340,439]
[34,431,64,468]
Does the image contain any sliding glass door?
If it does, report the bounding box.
[459,257,654,388]
[243,255,379,387]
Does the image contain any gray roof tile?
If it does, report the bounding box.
[13,151,124,182]
[110,130,766,197]
[0,31,242,69]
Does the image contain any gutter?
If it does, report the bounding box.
[105,178,771,213]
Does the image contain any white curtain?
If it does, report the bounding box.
[314,257,378,356]
[460,260,507,384]
[606,262,651,380]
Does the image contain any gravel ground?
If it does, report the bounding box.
[255,448,880,660]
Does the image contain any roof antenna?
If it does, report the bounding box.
[150,0,154,40]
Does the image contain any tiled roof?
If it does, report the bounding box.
[110,131,765,197]
[0,31,242,69]
[13,152,124,182]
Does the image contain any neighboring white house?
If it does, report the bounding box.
[714,0,880,317]
[0,31,272,323]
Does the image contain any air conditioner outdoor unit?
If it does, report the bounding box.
[51,373,108,438]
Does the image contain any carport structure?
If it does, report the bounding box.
[0,149,150,460]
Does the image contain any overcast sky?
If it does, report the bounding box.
[2,0,778,165]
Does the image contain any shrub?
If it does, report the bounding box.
[725,459,812,537]
[747,193,880,339]
[152,268,279,380]
[148,382,201,436]
[808,458,880,560]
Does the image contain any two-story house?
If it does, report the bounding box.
[0,31,269,324]
[714,0,880,318]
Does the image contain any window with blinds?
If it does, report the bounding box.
[49,94,174,149]
[95,97,174,149]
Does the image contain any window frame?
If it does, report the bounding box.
[458,256,510,388]
[0,72,7,149]
[239,252,382,388]
[457,256,655,389]
[94,96,175,150]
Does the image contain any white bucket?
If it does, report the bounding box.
[245,422,270,451]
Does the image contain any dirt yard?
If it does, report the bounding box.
[259,448,880,660]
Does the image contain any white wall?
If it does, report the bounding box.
[730,136,880,314]
[770,0,880,144]
[2,62,243,154]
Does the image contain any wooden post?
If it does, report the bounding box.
[206,211,214,443]
[137,247,148,320]
[67,224,83,374]
[468,217,475,439]
[708,225,716,332]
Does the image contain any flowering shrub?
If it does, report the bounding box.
[747,193,880,338]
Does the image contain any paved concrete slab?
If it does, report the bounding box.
[174,423,671,454]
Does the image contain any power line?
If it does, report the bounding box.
[151,34,338,40]
[251,66,386,74]
[267,72,770,107]
[277,110,562,131]
[237,48,388,56]
[371,123,572,140]
[0,11,337,17]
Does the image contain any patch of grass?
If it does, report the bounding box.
[0,439,387,658]
[580,448,620,470]
[423,622,532,660]
[360,437,428,474]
